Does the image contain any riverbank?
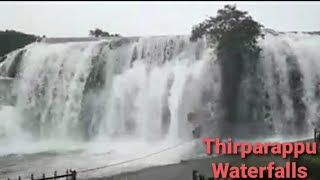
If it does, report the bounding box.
[0,138,316,180]
[85,138,317,180]
[85,153,291,180]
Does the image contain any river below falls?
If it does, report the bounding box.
[0,135,313,180]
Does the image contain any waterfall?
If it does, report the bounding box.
[0,33,319,156]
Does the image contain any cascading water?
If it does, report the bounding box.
[0,32,319,178]
[0,36,216,142]
[258,33,320,137]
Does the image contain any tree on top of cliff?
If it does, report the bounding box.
[190,4,264,57]
[89,28,121,38]
[190,5,265,137]
[0,30,39,57]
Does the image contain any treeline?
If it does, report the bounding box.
[89,28,120,38]
[0,30,40,58]
[0,28,121,61]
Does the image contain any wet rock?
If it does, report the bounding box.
[109,37,133,49]
[286,55,307,134]
[0,55,7,63]
[130,46,138,67]
[7,50,26,78]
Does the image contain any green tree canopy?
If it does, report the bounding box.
[190,4,263,56]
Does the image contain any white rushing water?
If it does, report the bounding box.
[0,33,319,178]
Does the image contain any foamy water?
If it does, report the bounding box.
[0,33,319,178]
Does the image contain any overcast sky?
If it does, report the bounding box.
[1,1,320,37]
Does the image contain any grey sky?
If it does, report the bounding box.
[1,1,320,37]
